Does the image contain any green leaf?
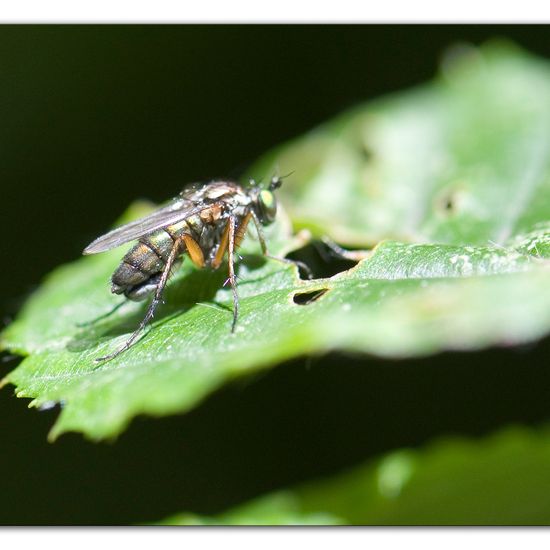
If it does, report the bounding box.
[156,426,550,525]
[2,41,550,441]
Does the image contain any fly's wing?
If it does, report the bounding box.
[83,199,208,254]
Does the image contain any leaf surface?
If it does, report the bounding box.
[2,42,550,440]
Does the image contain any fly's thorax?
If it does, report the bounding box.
[200,180,244,201]
[199,203,223,224]
[180,214,202,237]
[222,192,252,219]
[195,221,224,265]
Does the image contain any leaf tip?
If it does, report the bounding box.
[47,426,61,444]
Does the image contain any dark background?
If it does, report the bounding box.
[1,25,550,525]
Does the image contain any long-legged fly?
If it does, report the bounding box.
[83,177,304,363]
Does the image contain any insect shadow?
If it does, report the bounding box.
[66,260,267,355]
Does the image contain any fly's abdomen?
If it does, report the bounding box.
[110,218,202,299]
[167,215,202,242]
[111,231,175,297]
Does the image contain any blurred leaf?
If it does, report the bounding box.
[157,426,550,525]
[155,492,344,526]
[1,41,550,441]
[249,41,550,248]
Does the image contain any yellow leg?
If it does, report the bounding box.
[182,234,205,268]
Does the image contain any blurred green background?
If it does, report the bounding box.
[1,25,550,525]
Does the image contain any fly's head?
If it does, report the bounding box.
[249,175,283,226]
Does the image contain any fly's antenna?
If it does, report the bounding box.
[269,170,294,191]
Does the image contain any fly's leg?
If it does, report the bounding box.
[250,211,270,257]
[265,253,312,279]
[250,211,313,279]
[321,237,371,262]
[211,216,244,332]
[227,215,239,333]
[77,300,127,328]
[95,237,183,364]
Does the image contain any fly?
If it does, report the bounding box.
[83,177,302,364]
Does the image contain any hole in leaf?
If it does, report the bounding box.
[293,288,329,305]
[435,190,457,215]
[362,143,374,161]
[434,184,467,217]
[287,241,358,278]
[443,197,454,211]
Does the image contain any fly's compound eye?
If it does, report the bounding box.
[258,189,277,224]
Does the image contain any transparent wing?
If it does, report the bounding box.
[83,199,208,254]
